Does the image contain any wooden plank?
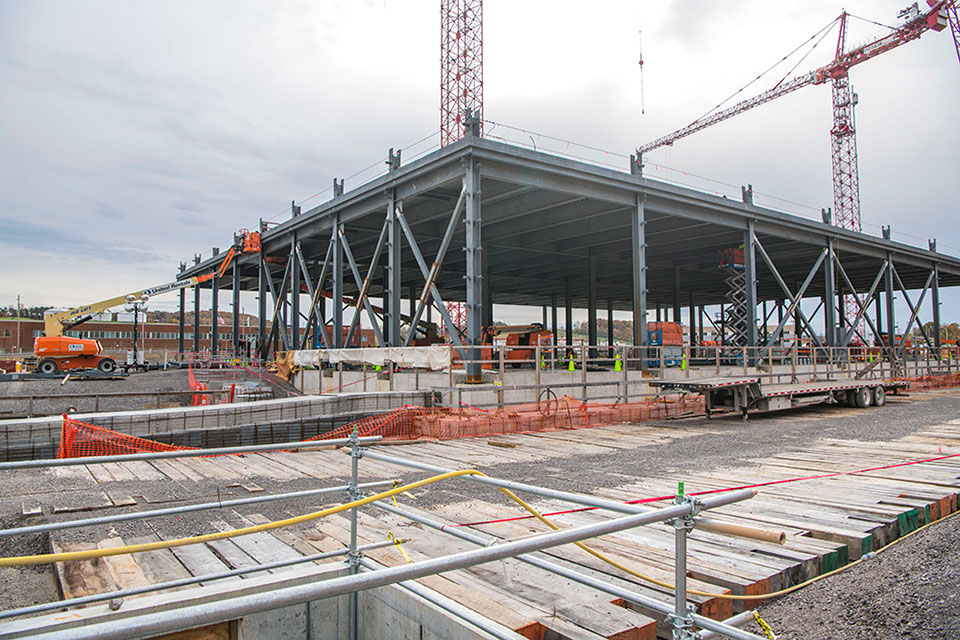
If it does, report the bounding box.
[51,539,119,599]
[97,537,152,590]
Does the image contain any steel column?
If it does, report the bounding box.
[631,194,648,361]
[744,221,758,348]
[464,156,483,379]
[387,193,402,347]
[587,251,597,357]
[672,263,681,323]
[192,285,200,354]
[257,255,266,357]
[332,213,344,349]
[607,297,614,356]
[290,236,300,349]
[565,277,573,347]
[177,284,185,357]
[885,252,897,368]
[824,239,837,347]
[210,273,219,355]
[688,290,695,347]
[232,254,240,357]
[551,293,558,346]
[933,263,942,353]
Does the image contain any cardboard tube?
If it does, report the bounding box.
[696,517,786,545]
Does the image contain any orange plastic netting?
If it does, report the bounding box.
[56,395,703,458]
[894,372,960,391]
[58,415,197,458]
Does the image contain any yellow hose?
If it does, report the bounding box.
[0,469,483,567]
[4,463,954,606]
[499,489,960,601]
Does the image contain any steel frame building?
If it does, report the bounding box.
[176,119,960,378]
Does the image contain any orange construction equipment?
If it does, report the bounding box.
[33,336,117,374]
[481,323,553,368]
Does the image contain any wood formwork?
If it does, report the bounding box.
[7,414,960,638]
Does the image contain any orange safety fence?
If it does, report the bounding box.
[58,415,197,459]
[306,394,705,443]
[893,372,960,391]
[56,394,704,458]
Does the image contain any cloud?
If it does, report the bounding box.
[0,218,165,264]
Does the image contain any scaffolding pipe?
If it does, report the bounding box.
[0,539,402,622]
[15,490,756,640]
[0,435,383,470]
[362,449,662,517]
[359,558,522,640]
[0,480,394,539]
[371,499,763,639]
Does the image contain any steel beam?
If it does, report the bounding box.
[885,252,897,369]
[672,263,681,323]
[565,277,573,348]
[300,241,333,350]
[891,264,936,356]
[257,253,267,357]
[755,241,826,351]
[824,239,837,347]
[339,229,386,347]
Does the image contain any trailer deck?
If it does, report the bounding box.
[651,376,910,419]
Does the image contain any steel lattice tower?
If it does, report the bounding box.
[830,74,860,233]
[440,0,483,147]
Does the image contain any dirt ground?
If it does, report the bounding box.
[0,387,958,633]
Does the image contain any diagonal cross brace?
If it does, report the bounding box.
[399,190,466,347]
[294,242,330,350]
[891,265,936,357]
[834,258,888,351]
[762,246,827,348]
[299,240,333,350]
[756,241,827,353]
[343,215,389,347]
[394,204,466,357]
[263,256,291,353]
[339,228,386,347]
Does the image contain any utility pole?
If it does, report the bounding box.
[15,295,21,354]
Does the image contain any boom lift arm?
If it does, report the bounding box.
[44,230,260,337]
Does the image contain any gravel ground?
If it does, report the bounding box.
[0,369,193,417]
[758,512,960,640]
[1,388,958,631]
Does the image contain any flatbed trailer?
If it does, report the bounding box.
[650,376,910,419]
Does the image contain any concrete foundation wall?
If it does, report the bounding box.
[0,390,433,460]
[6,562,519,640]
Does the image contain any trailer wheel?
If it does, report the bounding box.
[37,358,58,374]
[872,386,886,407]
[97,358,117,373]
[854,387,872,408]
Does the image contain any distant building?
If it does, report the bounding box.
[0,318,376,357]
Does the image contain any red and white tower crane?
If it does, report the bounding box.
[440,0,483,147]
[637,1,960,235]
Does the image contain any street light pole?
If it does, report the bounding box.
[125,294,149,369]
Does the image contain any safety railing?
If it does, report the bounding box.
[0,388,230,419]
[0,433,765,640]
[293,342,960,399]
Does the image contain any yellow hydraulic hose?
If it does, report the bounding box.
[499,488,960,601]
[0,469,483,567]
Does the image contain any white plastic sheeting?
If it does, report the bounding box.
[293,345,452,371]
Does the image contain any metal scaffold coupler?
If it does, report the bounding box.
[665,608,700,639]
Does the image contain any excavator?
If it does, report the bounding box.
[33,231,260,374]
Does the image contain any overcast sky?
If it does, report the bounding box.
[1,0,957,328]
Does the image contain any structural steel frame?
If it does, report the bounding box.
[179,122,960,377]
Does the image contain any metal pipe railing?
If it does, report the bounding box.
[0,480,394,539]
[0,435,383,470]
[16,489,757,640]
[0,539,401,622]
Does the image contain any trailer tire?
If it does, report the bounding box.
[846,390,858,407]
[872,386,886,407]
[854,387,872,408]
[97,358,117,373]
[37,358,58,374]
